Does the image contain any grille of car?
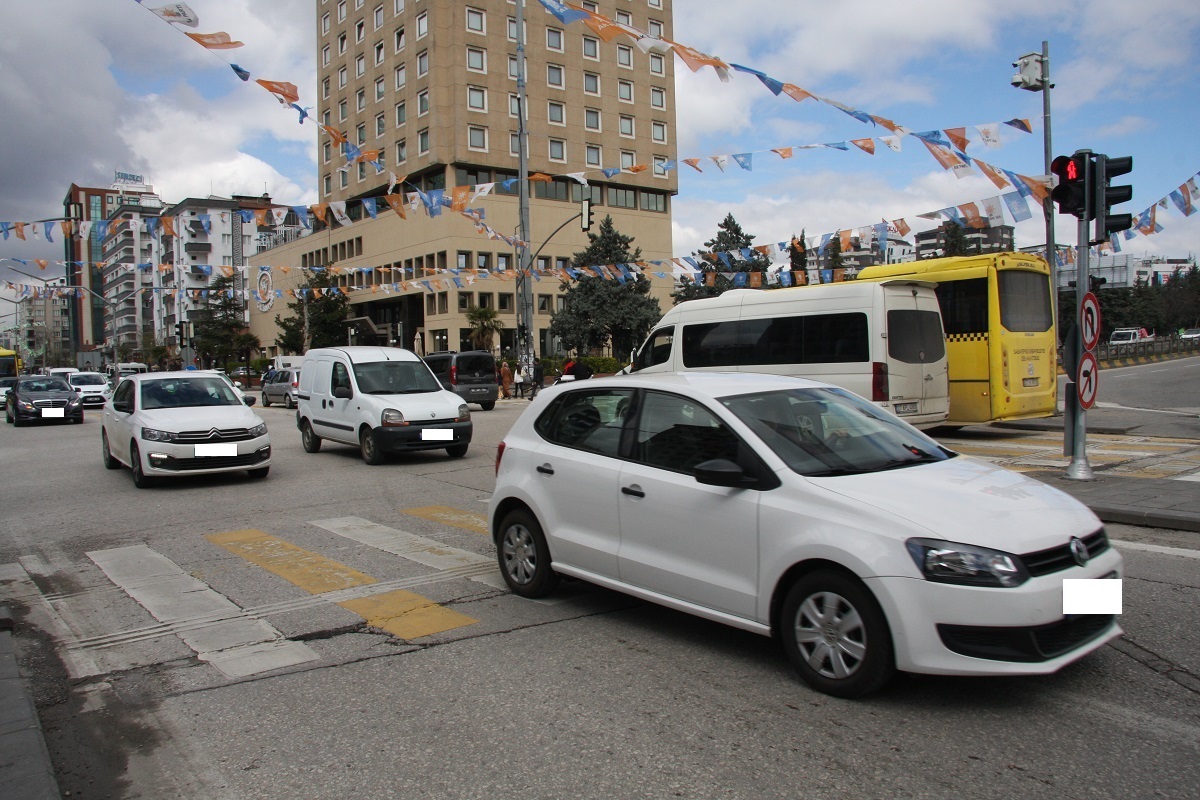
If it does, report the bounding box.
[33,399,68,408]
[160,450,269,471]
[174,427,256,443]
[938,615,1115,663]
[1021,529,1109,577]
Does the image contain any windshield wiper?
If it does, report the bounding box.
[366,388,434,394]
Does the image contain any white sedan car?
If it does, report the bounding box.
[102,371,271,488]
[489,372,1122,698]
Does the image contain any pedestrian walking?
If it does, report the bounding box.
[513,363,527,399]
[530,358,543,399]
[500,361,513,398]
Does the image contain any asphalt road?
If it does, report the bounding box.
[1,398,1198,799]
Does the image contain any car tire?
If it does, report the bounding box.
[780,570,894,699]
[247,466,270,479]
[496,508,558,598]
[261,393,271,407]
[284,394,295,409]
[101,430,121,469]
[445,443,468,458]
[479,401,495,411]
[5,403,13,424]
[300,420,322,453]
[129,442,155,489]
[360,427,385,465]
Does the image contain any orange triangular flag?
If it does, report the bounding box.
[851,138,875,155]
[383,195,408,219]
[185,32,244,49]
[256,79,299,104]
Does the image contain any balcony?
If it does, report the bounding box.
[184,241,212,255]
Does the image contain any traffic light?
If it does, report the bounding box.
[1093,154,1133,242]
[580,198,594,231]
[1050,152,1092,219]
[175,321,185,343]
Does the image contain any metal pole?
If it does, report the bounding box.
[1041,41,1056,282]
[515,0,534,366]
[1065,211,1094,480]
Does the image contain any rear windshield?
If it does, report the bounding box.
[998,270,1052,332]
[19,378,70,392]
[70,374,108,386]
[455,354,495,375]
[887,310,945,364]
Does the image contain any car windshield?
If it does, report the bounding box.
[140,377,241,409]
[352,361,443,394]
[70,374,107,386]
[720,387,953,477]
[0,378,16,389]
[19,378,70,392]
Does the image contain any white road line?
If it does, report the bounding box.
[87,545,319,678]
[310,516,509,590]
[1111,539,1200,560]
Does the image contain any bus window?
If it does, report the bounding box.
[998,270,1053,332]
[886,310,946,364]
[935,278,988,334]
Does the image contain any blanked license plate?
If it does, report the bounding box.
[195,443,238,457]
[421,429,453,441]
[1023,377,1039,387]
[894,402,918,415]
[40,408,65,417]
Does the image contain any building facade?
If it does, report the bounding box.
[249,0,679,358]
[100,187,164,359]
[915,223,1015,260]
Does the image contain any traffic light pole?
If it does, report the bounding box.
[1065,209,1094,480]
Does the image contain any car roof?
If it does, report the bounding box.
[308,346,422,363]
[123,371,229,382]
[69,372,106,378]
[549,371,833,401]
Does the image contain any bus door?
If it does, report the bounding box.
[990,267,1057,421]
[933,270,992,424]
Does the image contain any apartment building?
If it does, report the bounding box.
[915,223,1015,261]
[100,187,164,358]
[249,0,679,358]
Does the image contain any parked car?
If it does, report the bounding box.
[0,376,15,400]
[422,350,499,410]
[68,371,112,408]
[1109,327,1154,345]
[489,372,1122,698]
[5,375,84,426]
[261,368,301,408]
[1180,328,1200,342]
[296,346,471,464]
[101,372,271,488]
[231,366,259,380]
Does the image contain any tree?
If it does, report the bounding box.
[672,213,772,304]
[274,268,351,352]
[549,215,661,357]
[466,305,504,351]
[940,222,968,258]
[825,232,843,271]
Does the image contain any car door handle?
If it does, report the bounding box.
[536,464,554,475]
[621,485,645,498]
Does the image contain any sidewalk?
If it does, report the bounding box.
[0,606,59,800]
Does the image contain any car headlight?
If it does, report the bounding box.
[381,408,405,426]
[68,396,81,406]
[18,400,35,410]
[906,538,1029,588]
[456,403,471,422]
[141,427,179,442]
[249,422,268,437]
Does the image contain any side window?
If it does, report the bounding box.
[332,362,352,392]
[631,391,740,473]
[535,388,633,457]
[114,380,134,407]
[632,326,673,371]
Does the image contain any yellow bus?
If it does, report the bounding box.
[856,252,1057,426]
[0,347,23,379]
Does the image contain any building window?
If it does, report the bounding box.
[418,128,429,154]
[322,77,330,99]
[617,44,633,68]
[648,20,663,38]
[585,144,601,167]
[357,89,366,111]
[499,293,513,310]
[466,7,485,33]
[615,10,632,26]
[418,89,429,115]
[650,53,665,75]
[376,112,386,136]
[584,108,600,131]
[618,80,633,102]
[547,64,563,88]
[609,186,636,208]
[356,54,365,77]
[340,171,349,188]
[322,44,330,65]
[323,141,331,163]
[358,162,366,180]
[395,64,406,88]
[394,0,404,14]
[619,115,634,137]
[338,32,347,52]
[548,139,565,162]
[395,100,406,125]
[324,174,332,194]
[506,16,517,41]
[467,46,486,72]
[395,138,407,162]
[620,150,636,169]
[648,0,662,8]
[641,191,667,212]
[476,253,492,271]
[509,93,520,117]
[509,132,520,156]
[582,36,598,60]
[546,28,563,51]
[437,293,448,314]
[467,86,487,111]
[357,122,366,144]
[537,295,551,314]
[355,20,365,42]
[498,253,511,271]
[338,66,347,87]
[582,1,597,11]
[508,55,519,80]
[458,291,472,310]
[457,252,470,270]
[547,101,564,125]
[651,121,666,143]
[338,99,348,120]
[653,156,669,177]
[651,86,665,109]
[322,12,330,33]
[374,41,385,64]
[584,72,599,95]
[416,11,427,38]
[337,0,346,21]
[375,76,385,100]
[468,126,487,151]
[374,4,384,29]
[417,49,428,76]
[394,26,405,52]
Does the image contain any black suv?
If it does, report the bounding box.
[423,351,498,410]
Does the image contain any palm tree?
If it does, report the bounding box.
[466,305,504,351]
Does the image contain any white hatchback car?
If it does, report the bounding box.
[67,371,112,409]
[102,372,271,488]
[489,372,1122,698]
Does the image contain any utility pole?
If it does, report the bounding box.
[514,0,534,367]
[1013,42,1057,286]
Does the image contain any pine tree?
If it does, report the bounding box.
[274,267,350,352]
[672,213,771,303]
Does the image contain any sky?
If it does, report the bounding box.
[2,0,1198,303]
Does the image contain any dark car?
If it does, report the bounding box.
[422,351,498,410]
[5,375,84,426]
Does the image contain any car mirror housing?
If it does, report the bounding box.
[693,458,752,488]
[332,386,352,399]
[244,396,257,406]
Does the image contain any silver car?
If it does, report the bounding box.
[261,368,300,408]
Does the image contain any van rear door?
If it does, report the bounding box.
[881,284,949,427]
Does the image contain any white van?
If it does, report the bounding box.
[296,346,473,464]
[628,280,950,428]
[272,355,304,371]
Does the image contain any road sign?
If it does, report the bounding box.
[1080,292,1101,351]
[1077,351,1099,409]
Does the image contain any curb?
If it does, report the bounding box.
[0,606,61,800]
[1088,507,1200,533]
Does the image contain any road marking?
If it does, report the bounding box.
[1111,540,1200,560]
[87,545,319,678]
[338,589,478,639]
[402,505,488,535]
[309,516,507,590]
[1174,473,1200,482]
[206,529,375,594]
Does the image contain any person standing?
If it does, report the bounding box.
[530,358,544,399]
[500,361,513,399]
[513,363,526,399]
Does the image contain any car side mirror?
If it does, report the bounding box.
[113,402,131,414]
[693,458,755,488]
[332,386,352,399]
[243,396,256,407]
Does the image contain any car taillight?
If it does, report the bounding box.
[495,441,506,475]
[450,364,458,386]
[291,380,299,388]
[872,362,889,402]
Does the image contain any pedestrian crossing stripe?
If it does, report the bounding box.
[338,590,478,640]
[402,505,489,535]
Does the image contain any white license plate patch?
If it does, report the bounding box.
[894,402,918,415]
[421,429,453,441]
[1023,377,1039,387]
[40,408,65,417]
[195,443,238,457]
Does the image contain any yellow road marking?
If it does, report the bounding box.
[207,530,375,594]
[403,505,488,535]
[338,590,478,639]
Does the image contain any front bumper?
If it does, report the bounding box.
[866,545,1123,676]
[373,420,473,452]
[78,394,109,407]
[142,435,272,475]
[13,403,84,422]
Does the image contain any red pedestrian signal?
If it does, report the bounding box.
[1051,153,1092,219]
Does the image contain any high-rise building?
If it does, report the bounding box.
[100,185,164,359]
[248,0,678,358]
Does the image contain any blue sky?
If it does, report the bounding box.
[1,0,1198,295]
